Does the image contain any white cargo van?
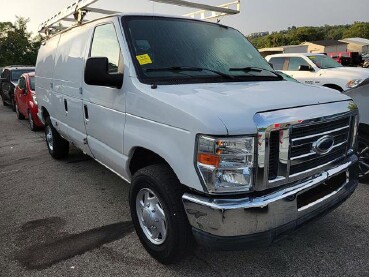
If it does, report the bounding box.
[36,3,360,264]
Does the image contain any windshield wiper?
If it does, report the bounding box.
[145,66,235,80]
[229,67,283,79]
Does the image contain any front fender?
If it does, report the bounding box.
[124,114,204,193]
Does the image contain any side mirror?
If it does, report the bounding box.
[298,65,314,72]
[84,57,123,89]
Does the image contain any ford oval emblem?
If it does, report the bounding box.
[312,135,335,155]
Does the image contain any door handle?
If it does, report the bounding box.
[64,99,68,112]
[84,104,89,119]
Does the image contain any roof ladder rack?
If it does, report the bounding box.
[183,0,240,20]
[151,0,240,20]
[39,0,241,37]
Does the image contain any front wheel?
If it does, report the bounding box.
[130,164,193,264]
[1,95,8,106]
[11,96,16,112]
[45,116,69,159]
[15,103,25,120]
[358,135,369,183]
[29,111,37,131]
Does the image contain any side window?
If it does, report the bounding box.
[90,24,122,73]
[18,77,25,89]
[269,57,287,70]
[287,57,310,71]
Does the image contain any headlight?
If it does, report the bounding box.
[347,79,363,89]
[32,94,38,105]
[196,135,255,194]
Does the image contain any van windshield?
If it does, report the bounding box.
[122,16,280,84]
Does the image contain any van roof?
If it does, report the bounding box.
[43,13,228,40]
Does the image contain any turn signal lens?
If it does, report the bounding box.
[197,153,220,167]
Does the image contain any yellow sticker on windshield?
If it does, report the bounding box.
[136,54,152,65]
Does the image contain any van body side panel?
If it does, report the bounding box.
[82,18,128,177]
[52,25,93,155]
[35,34,61,121]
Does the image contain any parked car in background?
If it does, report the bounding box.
[328,52,362,67]
[345,80,369,182]
[14,72,43,131]
[266,53,369,91]
[0,66,35,110]
[363,59,369,68]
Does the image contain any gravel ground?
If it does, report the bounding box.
[0,104,368,277]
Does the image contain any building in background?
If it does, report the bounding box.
[340,38,369,54]
[259,45,308,57]
[302,40,348,53]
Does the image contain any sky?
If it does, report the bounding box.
[0,0,368,36]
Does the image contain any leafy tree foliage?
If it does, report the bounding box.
[0,17,41,66]
[249,22,369,49]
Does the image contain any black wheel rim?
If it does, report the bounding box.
[358,138,369,179]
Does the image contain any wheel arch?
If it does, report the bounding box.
[323,84,344,92]
[128,147,175,178]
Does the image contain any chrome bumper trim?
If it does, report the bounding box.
[183,155,358,237]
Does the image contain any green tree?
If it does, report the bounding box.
[343,22,369,39]
[248,22,369,49]
[0,16,41,66]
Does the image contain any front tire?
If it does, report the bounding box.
[44,116,69,159]
[130,164,193,264]
[11,96,16,112]
[1,95,8,106]
[15,103,25,120]
[29,111,37,131]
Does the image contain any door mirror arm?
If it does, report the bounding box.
[84,57,123,89]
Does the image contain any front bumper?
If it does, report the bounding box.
[182,155,358,250]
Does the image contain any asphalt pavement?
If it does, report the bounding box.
[0,103,369,277]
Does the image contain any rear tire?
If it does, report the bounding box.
[15,103,25,120]
[44,116,69,159]
[1,95,8,106]
[130,164,193,264]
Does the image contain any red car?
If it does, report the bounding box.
[14,72,43,131]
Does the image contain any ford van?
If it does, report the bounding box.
[36,13,360,264]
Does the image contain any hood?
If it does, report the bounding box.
[137,80,351,135]
[323,66,369,79]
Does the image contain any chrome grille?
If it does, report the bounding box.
[253,101,358,192]
[289,117,350,176]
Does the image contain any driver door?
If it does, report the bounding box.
[284,57,316,85]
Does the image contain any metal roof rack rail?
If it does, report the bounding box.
[152,0,240,20]
[159,0,241,20]
[39,0,241,37]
